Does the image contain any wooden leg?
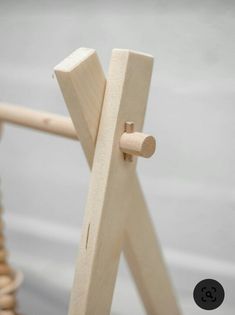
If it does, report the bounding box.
[71,49,153,315]
[55,48,181,315]
[124,175,181,315]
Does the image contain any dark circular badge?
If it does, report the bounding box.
[193,279,225,310]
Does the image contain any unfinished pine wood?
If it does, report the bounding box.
[55,48,106,166]
[123,176,181,315]
[55,47,181,315]
[0,103,157,158]
[0,103,77,140]
[58,49,153,315]
[120,131,156,158]
[122,121,135,161]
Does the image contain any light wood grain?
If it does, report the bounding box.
[57,48,153,315]
[55,48,106,166]
[0,103,156,158]
[124,176,181,315]
[120,131,156,158]
[55,48,181,315]
[0,103,77,140]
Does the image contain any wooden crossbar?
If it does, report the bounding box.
[0,103,156,159]
[0,47,181,315]
[0,103,78,140]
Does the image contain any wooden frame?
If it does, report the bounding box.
[55,48,181,315]
[0,47,181,315]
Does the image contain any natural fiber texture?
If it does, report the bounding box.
[0,181,23,314]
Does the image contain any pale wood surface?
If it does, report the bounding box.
[120,132,156,158]
[0,103,77,140]
[55,48,181,315]
[0,103,156,158]
[55,48,106,167]
[123,176,181,315]
[69,49,153,315]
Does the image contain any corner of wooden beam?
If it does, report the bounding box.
[54,47,106,167]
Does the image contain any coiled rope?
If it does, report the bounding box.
[0,181,23,315]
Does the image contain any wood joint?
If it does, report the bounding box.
[120,121,156,161]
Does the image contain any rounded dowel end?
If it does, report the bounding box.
[120,132,156,158]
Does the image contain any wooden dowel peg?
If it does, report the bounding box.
[0,104,157,160]
[120,132,156,158]
[0,103,78,140]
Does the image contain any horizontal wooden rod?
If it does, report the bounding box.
[0,103,156,158]
[0,103,78,140]
[120,132,156,158]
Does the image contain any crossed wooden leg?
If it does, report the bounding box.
[55,48,181,315]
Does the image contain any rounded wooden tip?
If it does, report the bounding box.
[120,132,156,158]
[140,134,156,158]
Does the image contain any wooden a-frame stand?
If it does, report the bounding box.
[55,48,181,315]
[0,47,181,315]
